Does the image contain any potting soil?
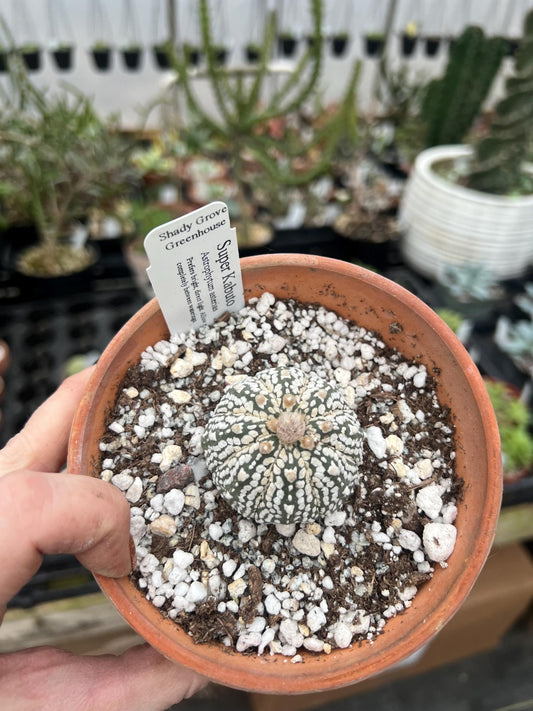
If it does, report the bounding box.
[98,293,462,658]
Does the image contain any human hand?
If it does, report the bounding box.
[0,368,207,711]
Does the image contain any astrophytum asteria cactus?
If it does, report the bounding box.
[202,367,363,524]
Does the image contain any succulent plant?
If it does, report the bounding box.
[422,26,507,148]
[202,367,363,524]
[515,283,533,318]
[438,263,501,303]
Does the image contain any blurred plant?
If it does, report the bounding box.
[484,378,533,478]
[495,317,533,378]
[0,54,138,276]
[467,10,533,195]
[436,308,464,334]
[131,142,176,178]
[119,200,176,250]
[166,0,361,245]
[438,263,502,303]
[421,26,507,148]
[515,283,533,318]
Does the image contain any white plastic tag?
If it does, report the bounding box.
[144,201,244,336]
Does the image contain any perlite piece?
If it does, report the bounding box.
[202,367,363,524]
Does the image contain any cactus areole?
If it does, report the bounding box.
[202,367,364,524]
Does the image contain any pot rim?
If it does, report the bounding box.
[68,253,502,693]
[415,145,533,206]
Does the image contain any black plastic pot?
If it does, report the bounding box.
[51,47,73,70]
[121,48,143,71]
[400,33,418,57]
[185,47,202,67]
[424,36,441,57]
[153,44,171,69]
[0,50,9,72]
[331,34,349,57]
[91,47,112,71]
[21,48,41,71]
[211,47,228,65]
[364,35,384,57]
[245,45,261,62]
[278,35,297,57]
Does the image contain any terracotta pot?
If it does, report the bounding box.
[68,253,502,693]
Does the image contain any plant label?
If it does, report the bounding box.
[144,201,244,336]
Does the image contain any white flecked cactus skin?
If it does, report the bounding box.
[202,367,364,524]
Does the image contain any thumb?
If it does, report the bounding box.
[0,470,132,611]
[0,644,208,711]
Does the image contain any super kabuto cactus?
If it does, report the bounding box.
[202,366,364,524]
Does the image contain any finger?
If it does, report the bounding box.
[0,367,95,476]
[0,644,208,711]
[0,470,131,612]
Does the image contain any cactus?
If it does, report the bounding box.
[467,10,533,194]
[168,0,361,244]
[202,367,363,525]
[422,26,507,147]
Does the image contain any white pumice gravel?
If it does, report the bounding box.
[99,294,460,658]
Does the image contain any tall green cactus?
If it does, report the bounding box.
[467,10,533,194]
[168,0,360,243]
[422,26,507,147]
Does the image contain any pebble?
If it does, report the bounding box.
[173,549,194,569]
[187,581,208,603]
[333,622,353,649]
[279,619,304,648]
[265,593,282,615]
[414,458,434,480]
[228,578,247,598]
[208,522,224,541]
[275,523,296,537]
[236,632,262,652]
[157,465,194,494]
[184,483,201,509]
[125,477,143,503]
[292,530,321,557]
[307,606,327,632]
[163,489,185,516]
[398,528,421,551]
[168,389,192,404]
[416,483,444,519]
[222,560,237,578]
[365,426,387,459]
[385,434,404,456]
[150,515,177,538]
[303,637,325,653]
[160,445,182,472]
[238,520,257,543]
[423,522,457,562]
[111,472,133,491]
[324,510,346,527]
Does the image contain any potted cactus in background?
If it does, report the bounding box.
[0,67,137,292]
[364,31,385,57]
[120,43,143,71]
[50,42,74,70]
[400,10,533,281]
[19,42,41,71]
[166,0,361,248]
[90,40,113,71]
[400,21,419,57]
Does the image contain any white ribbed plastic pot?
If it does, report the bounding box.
[399,145,533,280]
